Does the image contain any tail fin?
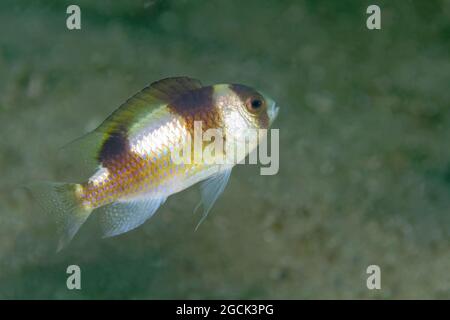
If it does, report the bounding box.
[28,181,92,251]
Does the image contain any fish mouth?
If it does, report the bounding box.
[268,102,280,123]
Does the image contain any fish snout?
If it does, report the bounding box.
[268,101,280,124]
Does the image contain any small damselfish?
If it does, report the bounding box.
[30,77,279,250]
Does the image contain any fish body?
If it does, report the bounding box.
[30,77,279,250]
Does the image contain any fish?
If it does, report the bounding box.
[29,77,279,250]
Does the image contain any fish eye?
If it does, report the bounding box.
[245,96,265,113]
[251,99,262,108]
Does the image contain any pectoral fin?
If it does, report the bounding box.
[195,167,233,230]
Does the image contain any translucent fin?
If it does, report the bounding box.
[27,181,92,251]
[58,131,105,180]
[96,77,203,133]
[195,167,232,230]
[99,197,166,238]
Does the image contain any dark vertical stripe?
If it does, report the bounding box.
[167,86,222,132]
[98,128,129,167]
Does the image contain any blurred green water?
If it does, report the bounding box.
[0,0,449,299]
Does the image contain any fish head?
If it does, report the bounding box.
[210,84,279,162]
[227,84,279,130]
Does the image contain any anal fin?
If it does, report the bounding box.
[99,196,166,238]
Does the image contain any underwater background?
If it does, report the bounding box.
[0,0,449,299]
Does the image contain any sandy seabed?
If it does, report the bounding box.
[0,0,449,299]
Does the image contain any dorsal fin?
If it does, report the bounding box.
[147,77,203,101]
[119,77,203,109]
[96,77,203,134]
